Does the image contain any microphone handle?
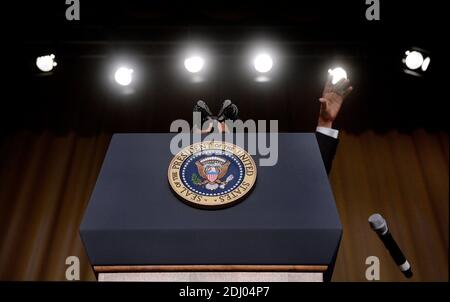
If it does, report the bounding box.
[378,232,413,278]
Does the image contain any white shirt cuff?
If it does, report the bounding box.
[316,126,339,139]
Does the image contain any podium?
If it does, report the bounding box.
[80,133,342,282]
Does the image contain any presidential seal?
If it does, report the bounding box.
[168,141,257,209]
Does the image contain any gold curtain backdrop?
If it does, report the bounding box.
[0,130,447,281]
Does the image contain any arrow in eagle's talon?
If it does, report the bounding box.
[226,175,234,182]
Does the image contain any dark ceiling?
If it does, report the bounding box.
[1,0,442,134]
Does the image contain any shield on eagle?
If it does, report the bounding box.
[206,166,219,182]
[195,156,231,188]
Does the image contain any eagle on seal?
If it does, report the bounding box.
[194,157,233,190]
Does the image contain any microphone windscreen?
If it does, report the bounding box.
[368,213,388,235]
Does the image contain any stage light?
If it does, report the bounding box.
[254,54,273,73]
[404,51,423,70]
[184,56,205,73]
[114,67,134,86]
[402,48,431,77]
[328,67,347,85]
[36,54,57,72]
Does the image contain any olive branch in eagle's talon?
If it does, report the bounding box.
[191,173,202,185]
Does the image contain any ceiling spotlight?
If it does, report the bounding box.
[114,67,134,86]
[404,51,423,70]
[254,53,273,73]
[184,56,205,73]
[402,48,431,77]
[328,67,347,85]
[36,54,57,72]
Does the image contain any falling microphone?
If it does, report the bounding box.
[368,213,413,278]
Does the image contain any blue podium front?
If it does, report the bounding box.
[80,133,342,279]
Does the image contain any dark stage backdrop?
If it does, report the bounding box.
[0,130,447,281]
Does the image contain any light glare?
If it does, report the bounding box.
[184,56,205,73]
[114,67,134,86]
[36,54,57,72]
[254,54,273,73]
[328,67,347,85]
[404,51,424,70]
[421,57,430,71]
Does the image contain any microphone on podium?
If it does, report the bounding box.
[368,213,413,278]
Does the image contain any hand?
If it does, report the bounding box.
[318,75,353,128]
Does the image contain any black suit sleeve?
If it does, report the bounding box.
[315,132,339,175]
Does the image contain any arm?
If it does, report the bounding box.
[315,132,338,175]
[316,75,353,174]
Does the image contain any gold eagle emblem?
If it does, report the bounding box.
[193,156,233,190]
